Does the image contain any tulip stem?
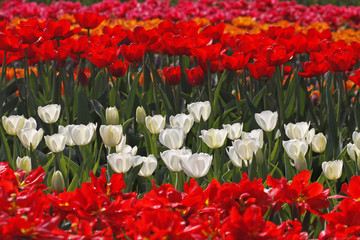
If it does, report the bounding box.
[0,50,6,92]
[266,131,273,162]
[325,178,338,207]
[207,61,214,126]
[213,148,221,180]
[275,66,284,136]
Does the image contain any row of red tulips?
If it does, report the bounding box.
[2,0,360,29]
[1,161,360,239]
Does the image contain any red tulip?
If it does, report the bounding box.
[109,59,128,77]
[220,52,250,71]
[186,66,204,86]
[42,19,81,40]
[256,43,294,66]
[326,50,353,73]
[120,43,146,62]
[247,60,275,81]
[163,66,181,85]
[298,61,329,78]
[86,45,120,68]
[191,43,223,62]
[201,22,225,41]
[0,32,22,52]
[74,12,106,29]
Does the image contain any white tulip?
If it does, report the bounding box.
[115,135,127,153]
[306,128,315,145]
[254,110,278,132]
[222,123,243,140]
[187,101,211,123]
[133,155,158,177]
[322,160,343,180]
[353,132,360,149]
[2,115,25,135]
[145,115,166,134]
[200,128,227,149]
[106,107,119,125]
[37,104,61,123]
[100,125,123,147]
[136,106,146,124]
[282,139,308,160]
[159,127,185,150]
[160,148,192,172]
[311,133,327,153]
[226,146,243,168]
[347,143,360,161]
[121,145,138,155]
[16,156,31,174]
[233,138,259,161]
[169,113,194,134]
[107,153,134,173]
[44,133,66,153]
[23,117,37,129]
[17,128,44,149]
[180,153,213,178]
[69,124,95,146]
[241,129,264,149]
[87,122,98,141]
[284,122,310,140]
[58,125,75,146]
[293,153,308,172]
[52,170,65,192]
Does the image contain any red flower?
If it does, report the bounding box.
[326,50,353,73]
[247,60,275,81]
[186,66,204,86]
[220,52,250,71]
[120,43,146,62]
[163,66,181,85]
[191,43,223,62]
[201,22,225,41]
[109,59,128,77]
[74,12,106,29]
[256,43,294,66]
[35,40,71,61]
[0,32,22,52]
[341,175,360,200]
[42,19,81,40]
[298,61,329,78]
[87,45,120,68]
[198,59,220,73]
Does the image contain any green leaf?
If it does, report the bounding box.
[213,70,227,116]
[89,99,105,123]
[125,67,143,120]
[158,86,175,116]
[0,126,13,168]
[77,88,91,124]
[125,163,142,192]
[325,79,339,158]
[68,173,79,191]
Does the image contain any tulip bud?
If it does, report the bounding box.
[284,122,310,140]
[233,138,258,162]
[106,107,119,125]
[180,153,213,178]
[69,124,95,146]
[200,128,227,149]
[145,115,166,134]
[133,155,158,177]
[44,133,66,153]
[353,131,360,149]
[311,133,327,153]
[136,106,146,124]
[160,148,192,172]
[169,114,194,134]
[99,125,123,147]
[16,156,31,174]
[159,127,185,150]
[52,170,65,192]
[254,110,278,132]
[322,160,343,180]
[107,153,134,173]
[187,101,211,123]
[2,115,25,135]
[222,123,243,140]
[37,104,61,123]
[17,128,44,149]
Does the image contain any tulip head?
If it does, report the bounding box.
[159,127,185,150]
[322,160,343,180]
[38,104,61,123]
[145,115,166,134]
[222,123,243,140]
[2,115,25,135]
[180,153,213,178]
[169,113,194,134]
[160,148,192,172]
[311,133,327,153]
[17,128,44,149]
[44,133,66,153]
[136,106,146,124]
[52,170,65,192]
[133,155,158,177]
[233,138,258,161]
[106,107,119,125]
[284,122,310,140]
[200,128,227,149]
[100,125,123,147]
[107,153,134,173]
[16,156,31,174]
[254,110,278,132]
[187,101,211,123]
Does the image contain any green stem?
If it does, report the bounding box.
[266,131,273,162]
[213,148,221,180]
[275,66,284,136]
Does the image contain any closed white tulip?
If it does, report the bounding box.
[133,155,158,177]
[311,133,327,153]
[17,128,44,149]
[223,123,243,140]
[136,106,146,124]
[180,153,213,178]
[242,129,264,149]
[306,128,315,145]
[159,127,185,150]
[52,170,65,192]
[121,145,138,155]
[170,113,194,134]
[282,139,308,160]
[347,143,360,161]
[23,117,37,129]
[2,115,25,135]
[106,107,119,125]
[87,122,98,141]
[107,153,134,173]
[160,148,192,172]
[293,153,308,172]
[226,146,243,168]
[69,124,95,146]
[284,122,310,140]
[322,160,343,180]
[44,133,66,153]
[353,132,360,149]
[145,115,166,134]
[187,101,211,123]
[16,156,31,174]
[58,125,75,146]
[100,125,123,147]
[37,104,61,123]
[115,135,126,153]
[233,138,259,161]
[254,110,278,132]
[200,128,227,149]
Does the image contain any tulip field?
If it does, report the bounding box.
[2,0,360,238]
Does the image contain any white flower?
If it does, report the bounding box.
[293,153,308,172]
[226,146,243,168]
[254,110,278,132]
[52,170,65,192]
[169,113,194,134]
[242,129,264,149]
[160,148,192,172]
[23,117,37,129]
[187,101,211,123]
[115,135,126,153]
[107,153,134,173]
[353,132,360,149]
[37,104,61,123]
[58,125,75,146]
[322,160,343,180]
[17,128,44,149]
[44,133,66,153]
[87,122,98,141]
[159,127,185,150]
[136,106,146,124]
[233,138,259,161]
[284,122,310,140]
[347,143,360,161]
[180,153,213,178]
[2,115,25,135]
[145,115,166,134]
[222,123,243,140]
[100,125,123,147]
[311,133,327,153]
[16,156,31,174]
[282,139,308,160]
[106,107,119,125]
[200,128,227,149]
[133,155,158,177]
[306,128,315,145]
[69,124,95,146]
[121,145,138,155]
